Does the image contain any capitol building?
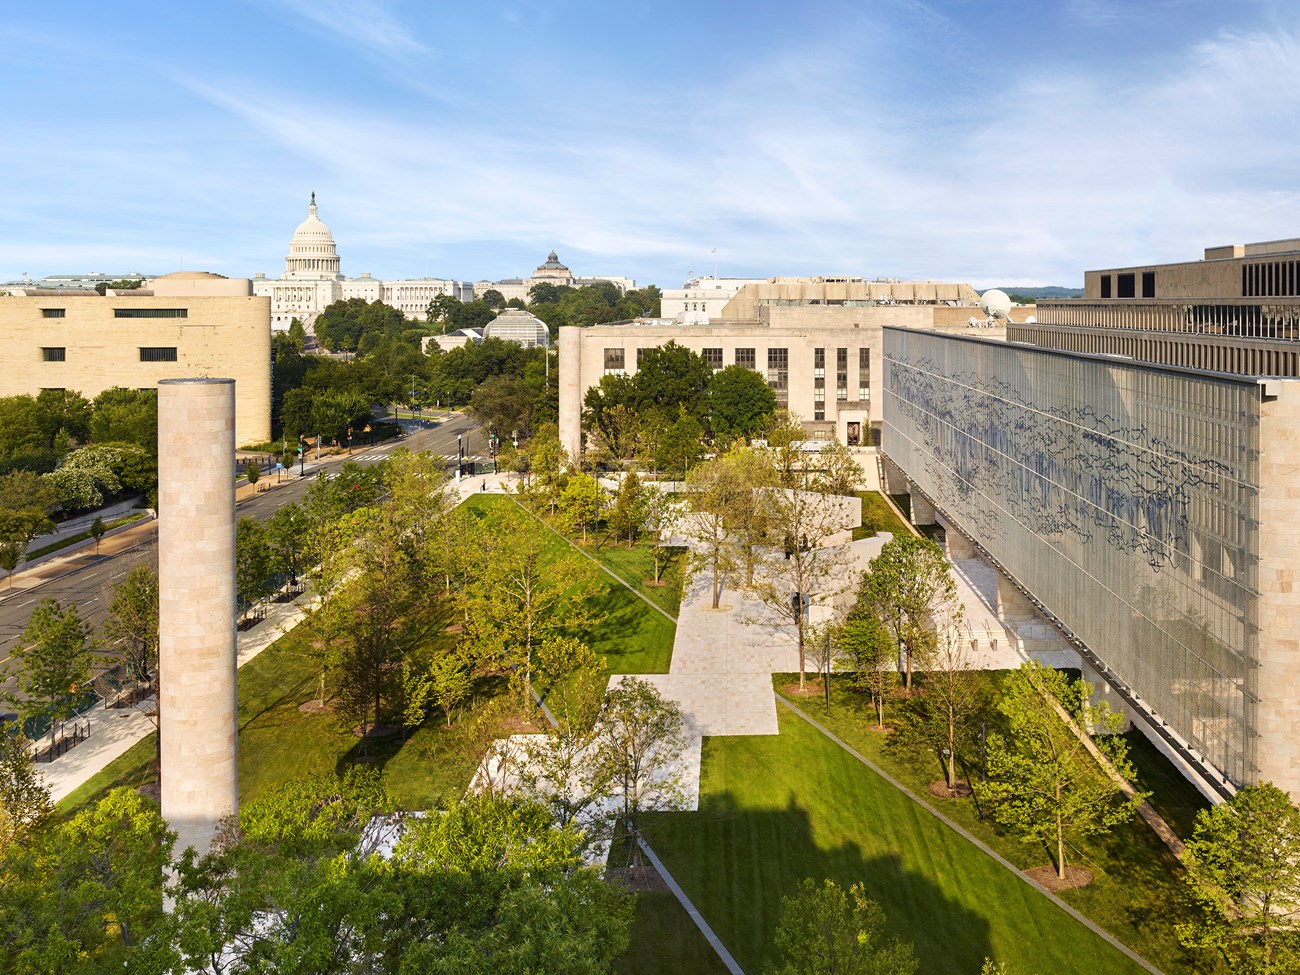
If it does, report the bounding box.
[253,195,638,333]
[253,194,473,331]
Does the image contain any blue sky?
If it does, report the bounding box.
[3,0,1298,288]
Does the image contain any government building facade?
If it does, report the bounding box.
[881,238,1300,799]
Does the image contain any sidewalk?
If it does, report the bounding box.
[39,590,319,805]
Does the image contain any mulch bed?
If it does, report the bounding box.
[607,864,670,893]
[352,723,400,739]
[298,699,333,714]
[1025,865,1095,891]
[782,682,826,698]
[927,780,974,799]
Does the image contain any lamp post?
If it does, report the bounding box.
[823,630,831,716]
[456,433,463,481]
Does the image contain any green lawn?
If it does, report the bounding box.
[854,490,912,539]
[583,540,689,618]
[615,891,733,975]
[770,679,1218,974]
[642,709,1162,975]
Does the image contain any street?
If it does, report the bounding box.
[0,411,485,700]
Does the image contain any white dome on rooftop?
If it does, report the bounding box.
[284,192,341,278]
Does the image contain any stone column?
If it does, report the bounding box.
[907,481,935,525]
[158,378,238,855]
[943,523,978,561]
[557,326,582,462]
[996,573,1038,622]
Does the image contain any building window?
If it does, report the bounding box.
[836,348,848,400]
[1141,271,1155,298]
[703,348,723,370]
[859,347,870,401]
[41,347,66,361]
[767,348,789,396]
[735,348,756,370]
[41,308,66,318]
[1117,273,1135,298]
[603,347,625,371]
[1100,275,1112,299]
[139,347,178,362]
[115,308,188,318]
[814,348,825,370]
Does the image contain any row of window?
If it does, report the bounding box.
[37,308,190,319]
[601,345,871,422]
[1099,272,1156,299]
[41,347,177,362]
[1242,260,1300,298]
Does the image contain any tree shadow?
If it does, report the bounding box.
[642,791,995,975]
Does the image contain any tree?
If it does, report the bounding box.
[0,725,52,854]
[684,456,743,609]
[632,341,712,431]
[102,562,160,689]
[6,599,93,753]
[1178,783,1300,974]
[517,637,617,839]
[607,470,648,548]
[428,648,473,727]
[34,388,91,450]
[0,542,22,588]
[0,788,177,974]
[894,611,986,792]
[235,516,274,622]
[980,661,1146,881]
[0,394,47,464]
[89,386,157,451]
[267,501,309,587]
[467,508,604,709]
[481,288,506,309]
[656,409,706,480]
[558,471,606,544]
[593,677,688,862]
[89,514,106,553]
[643,486,684,586]
[769,878,918,975]
[747,486,853,691]
[813,440,865,496]
[857,535,957,691]
[708,363,778,442]
[244,457,261,488]
[836,609,897,729]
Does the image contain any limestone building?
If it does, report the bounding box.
[252,195,471,330]
[1,271,271,445]
[557,276,985,459]
[881,239,1300,799]
[661,276,765,323]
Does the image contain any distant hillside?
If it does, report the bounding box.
[992,286,1083,301]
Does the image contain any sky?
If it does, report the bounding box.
[3,0,1300,289]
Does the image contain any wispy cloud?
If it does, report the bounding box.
[267,0,425,58]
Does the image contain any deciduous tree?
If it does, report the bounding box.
[6,599,93,753]
[1178,782,1300,975]
[0,725,52,854]
[857,535,957,691]
[836,609,897,729]
[708,363,777,442]
[769,877,918,975]
[980,661,1146,881]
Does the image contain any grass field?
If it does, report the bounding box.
[615,892,734,975]
[770,679,1218,974]
[642,708,1163,975]
[854,490,913,540]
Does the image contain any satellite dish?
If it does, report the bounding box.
[979,289,1013,320]
[967,316,980,328]
[1024,315,1037,324]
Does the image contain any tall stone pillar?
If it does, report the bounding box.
[158,378,238,855]
[557,326,583,463]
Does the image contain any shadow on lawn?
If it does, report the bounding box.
[648,792,993,975]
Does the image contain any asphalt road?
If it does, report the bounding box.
[0,410,485,699]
